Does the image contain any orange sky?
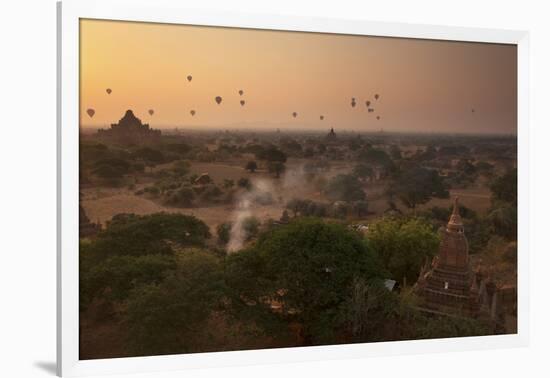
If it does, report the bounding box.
[80,19,517,134]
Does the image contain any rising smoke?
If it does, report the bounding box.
[226,164,328,253]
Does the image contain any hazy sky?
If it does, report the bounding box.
[80,19,517,134]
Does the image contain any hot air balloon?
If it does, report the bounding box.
[238,90,244,96]
[190,110,196,116]
[187,75,192,82]
[215,96,222,105]
[292,112,297,118]
[351,97,356,107]
[368,108,374,113]
[374,94,380,100]
[366,100,371,107]
[106,88,112,95]
[472,108,475,113]
[86,108,95,118]
[240,100,245,106]
[320,115,324,120]
[376,116,380,120]
[148,109,154,116]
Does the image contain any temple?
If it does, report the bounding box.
[414,197,498,320]
[326,128,337,141]
[96,109,161,145]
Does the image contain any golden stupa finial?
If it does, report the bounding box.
[452,196,459,215]
[447,196,463,230]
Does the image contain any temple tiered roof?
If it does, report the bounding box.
[414,197,494,319]
[97,110,161,145]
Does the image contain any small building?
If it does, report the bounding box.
[194,173,212,186]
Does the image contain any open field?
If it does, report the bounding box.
[82,158,360,232]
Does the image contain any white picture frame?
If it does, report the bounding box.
[57,0,530,376]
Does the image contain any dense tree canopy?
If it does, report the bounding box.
[226,218,386,344]
[245,160,258,173]
[353,164,374,180]
[366,217,439,285]
[132,147,165,169]
[256,146,287,163]
[80,213,211,309]
[358,148,393,168]
[125,250,226,356]
[83,213,210,261]
[393,167,449,211]
[490,169,517,204]
[268,161,286,178]
[325,174,366,202]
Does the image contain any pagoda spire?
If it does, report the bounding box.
[452,196,459,215]
[447,196,463,232]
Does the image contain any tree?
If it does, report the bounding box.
[79,213,211,313]
[490,169,517,204]
[268,161,286,178]
[165,187,195,207]
[475,161,495,177]
[389,145,402,160]
[80,253,176,308]
[223,179,235,189]
[85,213,211,261]
[125,250,226,356]
[286,199,329,218]
[286,198,304,217]
[242,216,260,240]
[256,146,287,163]
[479,237,517,286]
[280,210,290,223]
[216,222,232,245]
[351,200,369,217]
[418,316,491,339]
[352,164,374,181]
[171,160,190,177]
[280,137,302,154]
[366,217,439,285]
[358,148,393,168]
[199,185,223,203]
[132,147,165,171]
[394,167,449,212]
[325,174,365,202]
[226,218,385,344]
[91,157,132,182]
[237,177,252,190]
[245,161,258,173]
[457,159,477,176]
[166,142,192,157]
[488,205,517,240]
[415,145,437,161]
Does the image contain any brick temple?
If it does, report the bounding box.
[97,109,161,145]
[415,197,497,319]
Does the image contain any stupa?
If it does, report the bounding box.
[415,197,481,317]
[326,127,337,141]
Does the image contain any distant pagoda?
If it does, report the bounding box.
[326,128,337,143]
[415,197,486,318]
[97,109,161,145]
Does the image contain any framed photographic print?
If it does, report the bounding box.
[57,0,529,376]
